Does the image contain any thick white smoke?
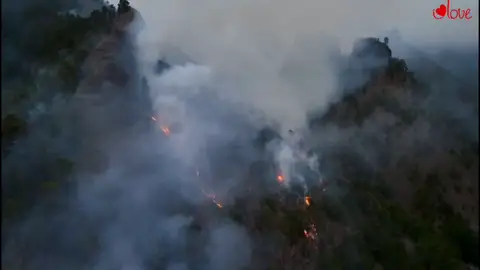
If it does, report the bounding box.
[130,0,478,130]
[129,0,478,199]
[132,1,344,133]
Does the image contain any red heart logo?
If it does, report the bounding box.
[435,4,447,16]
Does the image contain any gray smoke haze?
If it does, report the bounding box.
[131,0,478,132]
[2,0,478,270]
[130,0,478,185]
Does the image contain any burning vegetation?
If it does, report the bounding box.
[151,115,171,136]
[146,96,478,269]
[276,174,285,184]
[2,1,478,267]
[304,196,311,207]
[139,36,478,269]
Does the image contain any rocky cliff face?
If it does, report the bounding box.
[75,9,137,99]
[71,9,143,172]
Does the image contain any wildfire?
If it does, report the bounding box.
[196,170,221,208]
[305,196,311,206]
[303,223,317,241]
[201,189,223,209]
[151,116,171,136]
[276,174,285,183]
[160,126,171,136]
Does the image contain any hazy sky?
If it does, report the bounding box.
[125,0,478,51]
[125,0,478,132]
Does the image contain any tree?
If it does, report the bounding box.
[117,0,131,14]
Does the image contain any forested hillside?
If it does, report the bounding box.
[1,1,478,269]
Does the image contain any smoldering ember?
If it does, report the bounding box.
[1,0,478,269]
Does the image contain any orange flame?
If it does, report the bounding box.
[201,189,223,208]
[305,196,311,206]
[277,174,284,183]
[161,126,171,136]
[151,116,171,136]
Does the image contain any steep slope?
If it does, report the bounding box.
[306,37,478,268]
[71,8,145,173]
